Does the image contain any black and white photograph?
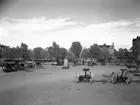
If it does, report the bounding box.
[0,0,140,105]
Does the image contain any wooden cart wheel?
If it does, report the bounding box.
[125,73,131,84]
[89,78,93,83]
[2,65,7,72]
[110,72,117,84]
[76,73,80,83]
[90,73,93,83]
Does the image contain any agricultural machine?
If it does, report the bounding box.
[76,68,93,83]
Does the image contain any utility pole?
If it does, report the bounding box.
[21,46,23,60]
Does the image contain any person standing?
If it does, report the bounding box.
[82,59,85,65]
[64,58,68,68]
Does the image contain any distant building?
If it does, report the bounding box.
[0,43,7,58]
[99,42,115,59]
[0,44,6,49]
[132,36,140,59]
[109,42,115,57]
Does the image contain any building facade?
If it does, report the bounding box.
[0,44,7,58]
[132,36,140,60]
[99,42,115,59]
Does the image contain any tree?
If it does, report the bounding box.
[115,48,129,59]
[2,46,11,59]
[14,46,21,59]
[80,47,89,59]
[66,50,76,61]
[34,47,44,59]
[100,46,109,59]
[70,41,82,59]
[89,44,101,60]
[20,42,30,60]
[43,47,49,59]
[48,42,60,59]
[28,49,34,60]
[59,47,67,60]
[47,42,61,60]
[2,46,21,59]
[52,41,60,58]
[48,46,54,59]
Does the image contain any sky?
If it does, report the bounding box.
[0,0,140,50]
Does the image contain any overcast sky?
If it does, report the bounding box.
[0,0,140,50]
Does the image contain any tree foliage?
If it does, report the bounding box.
[34,47,44,59]
[1,40,136,62]
[2,46,12,59]
[115,48,129,59]
[88,44,101,60]
[66,50,76,61]
[100,46,109,59]
[2,43,30,60]
[70,41,82,59]
[47,42,67,61]
[114,48,137,63]
[20,42,30,60]
[28,49,34,60]
[80,48,89,59]
[48,42,60,59]
[59,47,67,60]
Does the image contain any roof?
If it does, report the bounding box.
[99,44,111,48]
[0,44,8,48]
[0,44,7,47]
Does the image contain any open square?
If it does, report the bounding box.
[0,65,140,105]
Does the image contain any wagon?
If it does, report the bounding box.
[2,60,25,72]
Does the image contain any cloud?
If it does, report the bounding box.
[1,17,78,33]
[81,19,140,49]
[0,17,140,50]
[85,20,133,30]
[0,17,78,47]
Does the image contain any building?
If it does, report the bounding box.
[132,36,140,59]
[0,43,7,58]
[99,42,115,59]
[109,42,115,57]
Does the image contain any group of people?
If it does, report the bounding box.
[63,58,86,69]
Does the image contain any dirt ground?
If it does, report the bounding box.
[0,65,140,105]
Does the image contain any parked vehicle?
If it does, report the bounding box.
[2,59,25,72]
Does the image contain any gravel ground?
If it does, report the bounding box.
[0,65,140,105]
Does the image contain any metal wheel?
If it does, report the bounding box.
[90,73,93,83]
[89,78,93,83]
[110,72,117,84]
[76,73,79,83]
[125,73,131,84]
[2,65,7,72]
[76,78,79,83]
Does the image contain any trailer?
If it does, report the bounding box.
[2,59,25,72]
